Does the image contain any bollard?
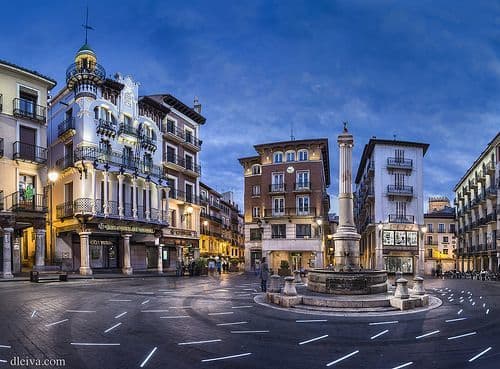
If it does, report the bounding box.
[293,270,302,283]
[283,276,297,296]
[413,276,425,295]
[269,274,281,293]
[394,278,410,299]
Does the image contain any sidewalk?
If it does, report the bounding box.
[0,270,180,282]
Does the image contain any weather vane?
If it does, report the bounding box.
[343,121,348,132]
[82,6,94,44]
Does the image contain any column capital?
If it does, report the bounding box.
[122,233,133,239]
[2,227,14,233]
[117,173,125,180]
[79,231,92,237]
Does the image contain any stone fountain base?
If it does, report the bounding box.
[307,269,388,295]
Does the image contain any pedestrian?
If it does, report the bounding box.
[208,259,215,275]
[260,257,269,292]
[216,259,222,275]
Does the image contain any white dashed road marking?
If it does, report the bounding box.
[296,319,327,323]
[447,332,477,340]
[178,339,222,345]
[231,306,253,309]
[326,350,359,367]
[139,347,157,368]
[445,318,467,323]
[141,300,150,305]
[415,330,439,339]
[468,347,492,362]
[31,310,36,318]
[0,345,11,349]
[370,330,389,340]
[208,312,234,316]
[391,362,413,369]
[104,323,122,333]
[114,312,127,319]
[368,321,398,326]
[141,310,169,313]
[71,343,120,346]
[201,353,252,362]
[217,321,248,326]
[45,319,69,327]
[299,335,329,345]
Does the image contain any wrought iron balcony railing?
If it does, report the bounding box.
[387,157,413,169]
[13,141,47,164]
[96,119,116,137]
[1,191,47,212]
[263,207,317,217]
[269,183,286,192]
[13,98,46,123]
[294,182,311,191]
[387,185,413,196]
[388,214,414,224]
[118,123,139,138]
[66,61,106,87]
[57,117,75,137]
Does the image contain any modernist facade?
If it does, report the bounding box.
[239,139,330,272]
[454,133,499,272]
[423,197,457,275]
[0,60,56,278]
[354,139,428,275]
[199,183,245,261]
[144,94,205,268]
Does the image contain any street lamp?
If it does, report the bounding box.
[418,225,427,278]
[47,170,59,265]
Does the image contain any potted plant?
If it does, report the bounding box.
[278,260,291,276]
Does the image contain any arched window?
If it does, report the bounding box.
[251,164,261,175]
[286,151,295,162]
[298,149,308,161]
[94,106,99,120]
[273,151,283,163]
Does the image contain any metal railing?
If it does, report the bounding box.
[118,123,139,137]
[1,191,47,212]
[13,141,47,164]
[57,117,75,137]
[13,98,46,123]
[164,123,185,140]
[164,153,201,175]
[96,119,116,136]
[184,132,202,148]
[294,182,311,190]
[387,185,413,196]
[56,198,168,223]
[66,61,106,84]
[269,183,286,192]
[201,212,223,223]
[388,214,414,223]
[169,189,199,204]
[387,157,413,169]
[263,207,317,217]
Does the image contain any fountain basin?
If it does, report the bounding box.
[307,269,388,295]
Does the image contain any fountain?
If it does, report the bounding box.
[307,124,388,294]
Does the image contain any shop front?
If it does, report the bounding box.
[161,227,200,271]
[382,228,419,275]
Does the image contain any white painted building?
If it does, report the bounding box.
[354,139,428,275]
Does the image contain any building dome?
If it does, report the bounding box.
[66,42,106,97]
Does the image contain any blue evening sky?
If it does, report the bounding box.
[2,0,499,213]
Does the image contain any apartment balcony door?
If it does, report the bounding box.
[272,173,284,191]
[272,197,284,216]
[20,126,37,161]
[297,171,309,188]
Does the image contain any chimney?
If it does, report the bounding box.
[193,96,202,114]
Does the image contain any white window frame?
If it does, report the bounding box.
[296,171,310,189]
[251,164,261,175]
[298,149,308,161]
[273,151,283,163]
[272,196,285,216]
[285,150,296,162]
[252,206,261,218]
[296,195,310,215]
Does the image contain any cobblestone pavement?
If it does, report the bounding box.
[0,274,497,369]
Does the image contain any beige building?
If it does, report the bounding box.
[423,197,457,275]
[454,133,499,272]
[0,60,56,277]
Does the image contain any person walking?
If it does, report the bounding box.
[260,257,269,292]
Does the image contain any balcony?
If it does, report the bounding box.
[13,141,47,164]
[56,198,168,224]
[294,182,311,192]
[66,61,106,90]
[478,217,487,226]
[118,123,139,139]
[269,183,286,193]
[55,154,74,171]
[485,161,495,174]
[263,207,317,217]
[184,160,201,176]
[1,191,47,213]
[12,98,46,124]
[141,134,157,152]
[469,178,477,189]
[57,117,76,139]
[387,157,413,170]
[73,146,164,180]
[169,189,199,205]
[96,119,116,138]
[388,214,414,224]
[201,212,223,224]
[387,185,413,197]
[486,185,497,198]
[367,160,374,174]
[486,212,497,223]
[164,154,201,176]
[184,132,202,151]
[163,124,185,143]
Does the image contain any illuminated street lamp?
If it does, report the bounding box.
[47,170,59,264]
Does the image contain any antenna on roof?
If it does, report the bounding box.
[290,123,295,141]
[393,134,397,140]
[82,6,94,44]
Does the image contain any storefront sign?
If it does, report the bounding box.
[90,239,114,246]
[97,223,155,234]
[383,230,418,246]
[165,228,198,238]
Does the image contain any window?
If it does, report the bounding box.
[443,236,449,243]
[185,183,194,203]
[124,115,132,126]
[252,207,261,218]
[167,119,175,134]
[438,223,445,233]
[428,249,433,258]
[166,146,176,163]
[395,149,405,162]
[185,129,194,144]
[185,154,194,171]
[443,248,448,255]
[271,224,286,239]
[94,107,100,120]
[296,196,310,215]
[250,228,262,241]
[296,224,311,239]
[271,172,284,191]
[272,197,285,215]
[427,224,433,233]
[273,152,283,163]
[298,149,308,161]
[252,185,261,196]
[427,236,433,245]
[286,151,295,162]
[449,224,456,233]
[251,165,261,175]
[296,171,310,189]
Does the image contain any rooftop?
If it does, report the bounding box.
[0,59,57,87]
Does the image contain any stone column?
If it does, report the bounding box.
[103,170,109,216]
[316,251,324,268]
[417,230,425,277]
[132,177,138,219]
[375,227,384,270]
[333,126,361,271]
[34,229,46,270]
[118,174,124,218]
[91,169,97,215]
[79,231,92,275]
[2,228,14,278]
[145,181,151,221]
[12,237,21,274]
[122,233,133,275]
[488,255,493,271]
[157,244,163,274]
[157,185,163,222]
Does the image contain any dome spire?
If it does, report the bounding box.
[82,6,94,45]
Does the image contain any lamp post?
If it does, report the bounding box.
[418,226,427,277]
[47,170,59,264]
[376,221,384,270]
[316,218,324,268]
